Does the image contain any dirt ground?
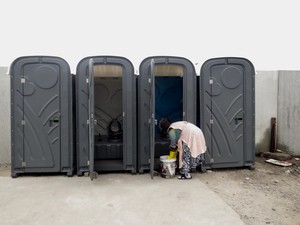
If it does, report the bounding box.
[200,156,300,225]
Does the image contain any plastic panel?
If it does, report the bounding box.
[76,56,137,175]
[10,56,74,176]
[137,56,197,173]
[200,57,255,169]
[88,59,95,180]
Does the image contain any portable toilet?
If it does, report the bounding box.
[10,56,75,177]
[199,57,255,170]
[76,56,137,179]
[137,56,197,176]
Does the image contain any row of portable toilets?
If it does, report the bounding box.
[10,55,256,179]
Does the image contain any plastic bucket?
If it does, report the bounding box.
[160,155,176,178]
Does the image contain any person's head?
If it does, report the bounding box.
[159,117,172,135]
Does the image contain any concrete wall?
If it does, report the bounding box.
[277,71,300,156]
[0,67,10,164]
[255,71,278,153]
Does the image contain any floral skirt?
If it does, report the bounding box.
[180,141,204,174]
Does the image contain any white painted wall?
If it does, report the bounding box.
[0,67,10,164]
[277,71,300,155]
[255,71,278,153]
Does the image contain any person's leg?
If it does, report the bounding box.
[178,142,192,179]
[191,153,204,168]
[192,153,205,173]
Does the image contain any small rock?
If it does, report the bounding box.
[274,180,279,183]
[245,177,250,180]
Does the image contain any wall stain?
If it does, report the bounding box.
[277,143,296,156]
[255,128,270,153]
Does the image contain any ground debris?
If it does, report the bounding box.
[265,158,293,167]
[260,152,300,175]
[200,156,300,225]
[261,151,293,161]
[289,168,300,177]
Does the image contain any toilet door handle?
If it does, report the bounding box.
[49,115,60,127]
[234,116,243,124]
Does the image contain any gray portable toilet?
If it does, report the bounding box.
[10,56,74,177]
[138,56,197,176]
[76,56,137,178]
[200,57,255,169]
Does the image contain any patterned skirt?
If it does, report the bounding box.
[180,141,204,174]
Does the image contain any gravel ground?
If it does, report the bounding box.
[200,156,300,225]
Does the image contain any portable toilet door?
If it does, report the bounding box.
[200,57,255,169]
[138,56,197,174]
[76,56,137,177]
[10,56,74,177]
[87,59,95,180]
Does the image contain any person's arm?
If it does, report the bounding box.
[168,128,182,149]
[168,129,177,150]
[167,129,176,159]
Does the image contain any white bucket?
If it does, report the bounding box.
[160,155,176,178]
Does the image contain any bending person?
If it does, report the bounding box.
[160,118,207,180]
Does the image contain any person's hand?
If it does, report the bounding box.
[167,149,177,159]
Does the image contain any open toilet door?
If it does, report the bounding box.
[88,58,96,180]
[149,59,156,179]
